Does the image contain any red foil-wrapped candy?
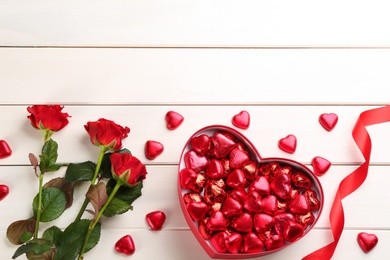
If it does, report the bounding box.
[265,234,285,251]
[243,191,263,213]
[248,176,270,196]
[242,160,258,181]
[225,232,243,254]
[184,150,209,172]
[226,169,247,188]
[210,232,228,253]
[206,159,225,179]
[231,212,253,233]
[303,189,321,211]
[241,232,264,253]
[254,213,275,233]
[291,172,312,189]
[190,134,211,155]
[221,197,243,217]
[183,192,204,204]
[270,173,292,200]
[206,211,228,231]
[187,201,210,221]
[199,217,212,240]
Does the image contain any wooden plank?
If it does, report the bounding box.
[1,0,390,47]
[1,105,387,165]
[1,48,390,104]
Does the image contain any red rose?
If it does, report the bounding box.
[110,152,147,186]
[27,105,70,131]
[84,118,130,151]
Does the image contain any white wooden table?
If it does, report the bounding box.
[1,1,390,259]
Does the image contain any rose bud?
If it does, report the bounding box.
[110,152,147,187]
[27,105,70,138]
[85,118,130,151]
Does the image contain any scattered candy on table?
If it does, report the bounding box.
[165,111,184,130]
[278,134,297,154]
[145,140,164,160]
[319,113,338,131]
[232,110,250,130]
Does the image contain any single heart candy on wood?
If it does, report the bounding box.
[278,134,297,154]
[357,232,378,253]
[232,110,250,129]
[145,140,164,160]
[0,140,12,159]
[311,156,331,176]
[145,210,166,230]
[178,125,324,258]
[319,113,338,131]
[115,235,135,255]
[0,184,9,201]
[165,111,184,130]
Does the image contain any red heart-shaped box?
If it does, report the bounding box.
[178,125,324,258]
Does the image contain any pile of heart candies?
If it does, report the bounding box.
[179,130,321,254]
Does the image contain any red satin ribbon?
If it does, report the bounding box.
[303,105,390,260]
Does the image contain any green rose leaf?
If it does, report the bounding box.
[86,182,108,220]
[39,139,60,173]
[65,161,96,183]
[54,220,101,260]
[102,179,142,217]
[6,218,36,245]
[100,149,132,179]
[102,197,132,217]
[33,187,66,222]
[12,239,53,259]
[43,177,75,208]
[42,226,63,245]
[20,232,33,243]
[106,179,143,206]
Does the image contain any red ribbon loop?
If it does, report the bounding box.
[303,105,390,260]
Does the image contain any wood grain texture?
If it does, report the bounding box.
[1,0,390,47]
[0,48,390,104]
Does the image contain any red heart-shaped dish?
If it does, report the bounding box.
[178,125,323,258]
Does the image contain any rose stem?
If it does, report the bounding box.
[75,146,107,221]
[78,181,122,260]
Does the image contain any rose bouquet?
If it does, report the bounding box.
[6,105,147,260]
